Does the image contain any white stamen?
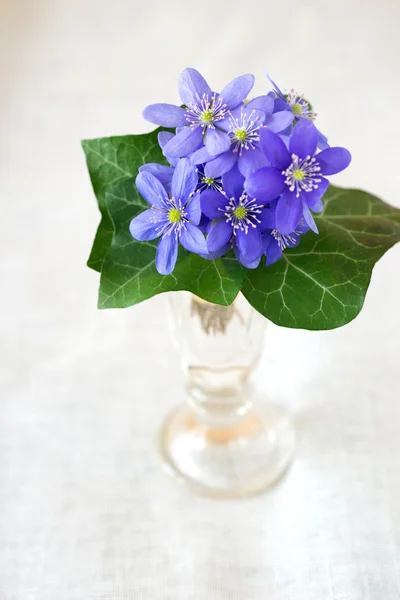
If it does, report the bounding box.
[272,230,296,250]
[195,169,224,193]
[282,154,322,198]
[286,88,317,121]
[271,220,304,250]
[150,195,189,238]
[229,109,263,155]
[185,93,228,129]
[219,192,264,235]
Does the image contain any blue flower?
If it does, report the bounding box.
[142,68,255,159]
[195,165,223,194]
[268,74,317,121]
[245,120,352,235]
[259,204,310,265]
[144,135,222,237]
[267,73,329,150]
[201,167,268,268]
[189,97,294,179]
[129,158,207,275]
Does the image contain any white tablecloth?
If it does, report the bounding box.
[1,0,400,598]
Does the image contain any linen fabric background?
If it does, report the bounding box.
[1,0,400,598]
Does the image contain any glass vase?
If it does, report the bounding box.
[157,292,295,498]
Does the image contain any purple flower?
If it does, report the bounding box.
[130,158,207,275]
[259,205,310,266]
[245,120,351,235]
[195,165,223,194]
[268,75,317,121]
[142,68,255,159]
[201,167,268,268]
[267,74,329,150]
[190,97,294,179]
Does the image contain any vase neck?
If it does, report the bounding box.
[169,293,266,428]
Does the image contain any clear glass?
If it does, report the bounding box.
[157,292,295,498]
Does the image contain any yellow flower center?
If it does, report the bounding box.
[292,169,305,181]
[201,109,214,123]
[168,208,182,223]
[292,103,303,116]
[234,127,248,142]
[203,176,215,186]
[234,206,247,219]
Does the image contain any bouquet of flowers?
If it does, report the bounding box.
[83,68,400,330]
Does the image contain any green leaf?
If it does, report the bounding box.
[242,186,400,330]
[98,178,247,309]
[82,130,167,272]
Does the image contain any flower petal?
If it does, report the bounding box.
[200,189,227,219]
[317,128,329,150]
[205,128,231,155]
[259,207,277,232]
[289,120,318,158]
[317,147,352,175]
[297,221,310,235]
[259,128,291,169]
[222,166,245,199]
[201,241,231,260]
[158,131,174,148]
[158,132,178,167]
[308,197,323,213]
[142,103,187,127]
[171,157,198,200]
[219,74,255,109]
[204,151,237,178]
[156,233,178,275]
[275,189,303,235]
[302,200,319,234]
[129,209,160,241]
[185,192,201,225]
[280,134,291,150]
[266,73,285,98]
[215,116,231,132]
[237,148,267,178]
[198,214,212,235]
[135,171,167,208]
[304,176,329,209]
[179,222,207,255]
[236,227,262,261]
[274,97,289,112]
[139,163,174,193]
[179,68,212,106]
[265,110,294,133]
[163,127,203,158]
[246,95,274,115]
[190,145,216,165]
[207,219,233,253]
[262,235,283,266]
[245,167,286,203]
[234,245,261,269]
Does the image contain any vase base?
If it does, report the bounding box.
[157,402,295,499]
